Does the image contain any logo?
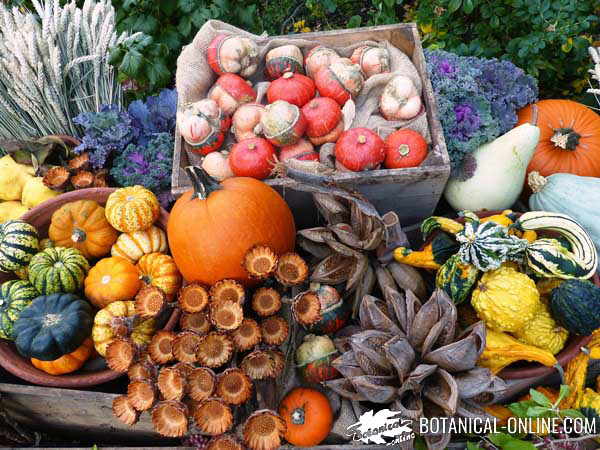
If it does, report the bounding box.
[347,409,416,445]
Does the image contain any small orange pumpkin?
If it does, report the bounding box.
[85,256,142,308]
[278,387,333,447]
[30,338,94,375]
[137,253,182,297]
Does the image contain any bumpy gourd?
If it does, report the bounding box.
[513,305,568,355]
[471,265,541,332]
[435,254,479,304]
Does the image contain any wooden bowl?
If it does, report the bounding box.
[0,188,181,388]
[426,210,595,381]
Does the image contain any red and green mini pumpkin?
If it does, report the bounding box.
[265,44,304,80]
[208,73,257,116]
[295,334,340,383]
[206,34,258,78]
[279,139,319,162]
[305,46,340,78]
[335,127,385,171]
[350,45,390,78]
[260,100,307,147]
[314,58,364,106]
[301,97,343,146]
[229,138,276,180]
[384,128,428,169]
[178,99,231,155]
[267,72,315,108]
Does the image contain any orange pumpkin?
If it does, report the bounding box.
[85,256,142,308]
[517,100,600,178]
[31,338,94,375]
[137,253,182,297]
[167,167,295,286]
[279,387,332,447]
[49,200,118,259]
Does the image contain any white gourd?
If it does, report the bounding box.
[111,226,168,262]
[444,123,540,211]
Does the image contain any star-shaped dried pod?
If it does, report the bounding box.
[310,253,354,285]
[313,193,349,225]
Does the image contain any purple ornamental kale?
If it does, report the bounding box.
[128,89,177,145]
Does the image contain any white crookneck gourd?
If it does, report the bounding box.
[528,171,600,258]
[444,123,540,211]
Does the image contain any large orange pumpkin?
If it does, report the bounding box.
[517,100,600,178]
[279,387,333,447]
[31,338,94,375]
[167,167,295,286]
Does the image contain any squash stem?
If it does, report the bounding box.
[185,166,222,200]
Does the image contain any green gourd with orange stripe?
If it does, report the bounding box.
[28,247,89,295]
[0,220,39,273]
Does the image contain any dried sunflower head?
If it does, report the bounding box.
[242,409,286,450]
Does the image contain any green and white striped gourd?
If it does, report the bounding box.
[514,211,597,279]
[0,220,39,273]
[525,238,591,279]
[0,279,39,340]
[455,217,528,272]
[28,247,89,295]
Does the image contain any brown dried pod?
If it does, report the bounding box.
[68,152,90,171]
[112,395,139,426]
[128,359,158,381]
[274,252,308,286]
[251,287,281,317]
[210,299,244,331]
[207,434,243,450]
[210,279,245,305]
[42,166,70,191]
[172,331,202,363]
[135,285,167,318]
[179,311,211,334]
[188,367,217,401]
[196,332,234,368]
[242,410,286,450]
[216,368,253,405]
[266,349,285,377]
[105,338,136,372]
[291,292,322,326]
[231,318,262,351]
[151,400,189,437]
[243,245,278,279]
[259,316,289,346]
[172,362,195,378]
[71,170,94,189]
[93,169,109,188]
[241,350,276,380]
[193,398,234,435]
[148,330,176,364]
[157,366,187,401]
[127,379,157,411]
[178,283,210,313]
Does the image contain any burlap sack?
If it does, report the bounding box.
[176,20,431,168]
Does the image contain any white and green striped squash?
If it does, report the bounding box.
[28,247,89,295]
[525,238,592,280]
[0,279,39,340]
[0,220,39,273]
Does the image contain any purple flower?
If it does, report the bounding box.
[453,103,482,141]
[439,60,455,75]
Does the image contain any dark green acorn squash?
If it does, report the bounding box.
[550,279,600,336]
[0,280,39,340]
[435,254,479,304]
[13,293,93,360]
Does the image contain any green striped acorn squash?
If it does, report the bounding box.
[525,238,591,280]
[13,293,93,360]
[0,280,39,340]
[435,254,479,304]
[455,216,528,272]
[550,279,600,336]
[28,247,89,295]
[0,220,39,273]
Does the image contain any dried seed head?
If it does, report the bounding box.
[243,245,278,279]
[148,330,176,364]
[241,350,276,380]
[172,362,195,378]
[207,434,243,450]
[251,287,282,317]
[93,170,109,188]
[266,349,285,377]
[292,292,322,326]
[172,331,202,363]
[178,283,210,313]
[71,170,94,189]
[188,367,217,402]
[68,152,90,171]
[274,253,308,286]
[193,398,234,435]
[127,379,157,411]
[157,366,187,401]
[128,360,158,381]
[196,332,234,368]
[260,316,289,346]
[243,410,286,450]
[210,300,244,331]
[210,279,245,305]
[112,395,139,426]
[135,285,167,318]
[105,338,136,372]
[216,368,253,405]
[179,311,211,335]
[43,166,70,191]
[231,318,262,351]
[151,400,189,437]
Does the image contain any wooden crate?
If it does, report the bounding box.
[171,23,450,229]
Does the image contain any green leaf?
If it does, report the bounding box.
[159,28,181,50]
[448,0,462,13]
[560,409,586,419]
[488,432,512,446]
[502,440,536,450]
[146,59,170,88]
[556,384,570,405]
[526,406,550,417]
[348,15,362,28]
[508,400,535,418]
[177,0,195,14]
[323,0,337,13]
[120,48,144,76]
[467,442,483,450]
[384,0,396,8]
[108,46,125,65]
[463,0,474,14]
[529,388,552,407]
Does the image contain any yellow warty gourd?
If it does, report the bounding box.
[581,388,600,412]
[0,201,29,222]
[471,265,541,332]
[513,305,568,355]
[21,177,59,208]
[0,155,33,201]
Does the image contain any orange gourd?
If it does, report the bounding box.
[49,200,118,259]
[30,338,94,375]
[84,256,142,308]
[279,387,333,447]
[517,100,600,178]
[137,253,182,297]
[167,167,295,286]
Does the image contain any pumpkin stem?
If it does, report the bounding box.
[290,406,306,425]
[71,228,86,243]
[528,171,547,193]
[283,72,294,79]
[357,135,366,144]
[551,128,581,151]
[185,166,222,200]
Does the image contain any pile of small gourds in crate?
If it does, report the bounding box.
[178,33,429,181]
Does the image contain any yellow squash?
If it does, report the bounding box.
[513,305,568,355]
